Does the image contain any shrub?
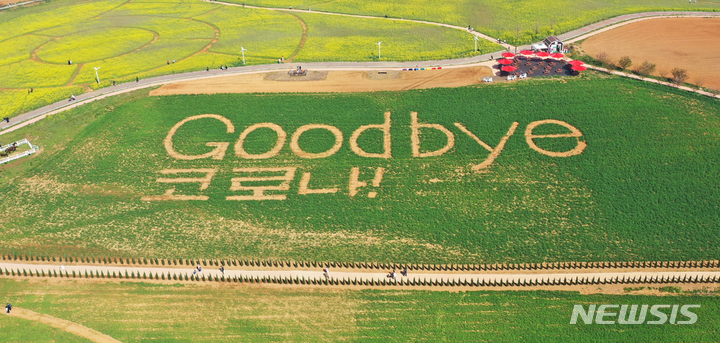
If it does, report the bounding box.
[617,56,632,70]
[595,52,613,68]
[635,61,656,76]
[670,68,689,85]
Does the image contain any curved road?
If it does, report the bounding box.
[2,11,719,135]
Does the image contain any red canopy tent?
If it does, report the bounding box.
[550,53,564,58]
[501,52,516,58]
[571,65,587,72]
[501,66,518,72]
[497,59,514,65]
[568,60,585,66]
[519,50,534,56]
[535,52,550,58]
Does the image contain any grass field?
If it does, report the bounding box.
[0,74,718,264]
[0,313,92,343]
[0,0,494,119]
[234,0,720,45]
[0,278,718,342]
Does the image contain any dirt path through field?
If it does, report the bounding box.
[7,308,121,343]
[150,66,493,95]
[581,17,720,90]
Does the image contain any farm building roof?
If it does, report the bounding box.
[543,36,562,45]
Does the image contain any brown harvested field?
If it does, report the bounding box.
[582,17,720,90]
[0,0,24,4]
[150,66,493,96]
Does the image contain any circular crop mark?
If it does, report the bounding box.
[36,27,156,64]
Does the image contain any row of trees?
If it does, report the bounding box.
[595,52,690,86]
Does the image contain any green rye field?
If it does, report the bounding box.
[0,73,718,264]
[0,278,718,342]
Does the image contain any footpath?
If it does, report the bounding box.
[2,262,719,291]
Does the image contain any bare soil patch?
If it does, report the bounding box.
[0,0,25,5]
[582,17,720,90]
[264,70,328,81]
[150,66,493,95]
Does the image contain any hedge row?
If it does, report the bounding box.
[2,254,719,271]
[1,267,719,287]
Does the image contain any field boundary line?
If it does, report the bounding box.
[586,64,720,99]
[7,307,121,343]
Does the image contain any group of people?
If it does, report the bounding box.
[192,264,203,275]
[192,264,226,275]
[386,268,409,280]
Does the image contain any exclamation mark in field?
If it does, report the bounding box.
[349,167,386,198]
[367,167,385,198]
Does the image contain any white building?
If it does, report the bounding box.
[531,36,565,53]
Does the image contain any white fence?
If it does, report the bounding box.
[0,138,38,165]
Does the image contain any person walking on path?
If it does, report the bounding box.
[220,265,225,275]
[5,303,11,314]
[323,267,330,279]
[401,268,408,277]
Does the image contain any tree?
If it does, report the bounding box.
[635,61,656,76]
[670,68,689,86]
[617,56,632,70]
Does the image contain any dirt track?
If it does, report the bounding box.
[582,17,720,90]
[150,66,493,95]
[7,308,121,343]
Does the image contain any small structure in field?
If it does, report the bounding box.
[531,36,565,53]
[288,66,307,76]
[0,138,38,165]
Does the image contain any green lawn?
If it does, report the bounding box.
[0,74,718,264]
[233,0,720,45]
[0,278,718,342]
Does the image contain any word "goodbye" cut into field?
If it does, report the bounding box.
[164,112,587,171]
